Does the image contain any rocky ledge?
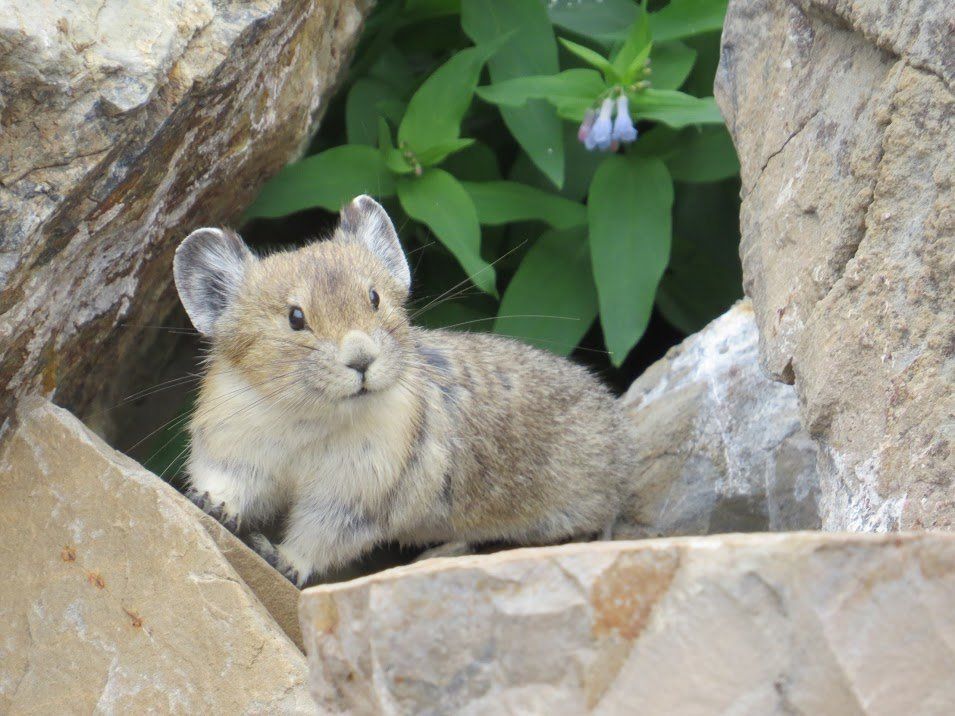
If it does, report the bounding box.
[301,531,955,714]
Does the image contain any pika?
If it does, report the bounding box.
[174,196,636,586]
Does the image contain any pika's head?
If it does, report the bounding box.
[174,196,413,408]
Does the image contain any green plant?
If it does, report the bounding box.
[244,0,741,365]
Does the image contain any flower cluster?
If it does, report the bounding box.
[578,95,638,152]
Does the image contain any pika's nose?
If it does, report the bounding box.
[346,355,374,376]
[340,330,380,377]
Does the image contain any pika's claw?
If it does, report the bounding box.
[184,488,241,534]
[249,533,302,587]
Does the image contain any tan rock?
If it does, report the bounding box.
[0,398,313,713]
[300,532,955,714]
[618,299,820,538]
[715,0,954,528]
[0,0,369,434]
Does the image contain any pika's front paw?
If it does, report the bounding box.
[249,533,305,587]
[185,488,241,534]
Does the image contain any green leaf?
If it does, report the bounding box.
[378,118,414,174]
[665,126,739,182]
[547,0,639,43]
[402,0,462,23]
[245,146,395,219]
[589,155,674,364]
[346,78,404,146]
[398,44,497,154]
[442,141,501,181]
[460,180,586,229]
[509,123,602,202]
[495,226,597,354]
[462,0,565,188]
[649,0,728,43]
[397,169,497,295]
[656,178,742,333]
[416,138,476,167]
[629,90,724,127]
[476,69,605,108]
[559,38,619,82]
[611,8,651,78]
[649,41,697,90]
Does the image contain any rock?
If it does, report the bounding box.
[300,532,955,714]
[0,398,313,713]
[715,0,954,529]
[0,0,368,435]
[617,299,820,538]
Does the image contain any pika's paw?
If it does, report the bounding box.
[185,488,241,534]
[249,533,304,587]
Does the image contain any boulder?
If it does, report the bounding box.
[616,299,820,538]
[0,0,368,435]
[0,398,312,713]
[300,532,955,714]
[715,0,954,529]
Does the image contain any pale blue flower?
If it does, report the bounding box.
[611,95,637,144]
[577,109,596,145]
[588,98,614,151]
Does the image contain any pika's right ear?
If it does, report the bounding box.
[173,228,253,335]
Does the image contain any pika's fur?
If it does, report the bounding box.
[174,196,635,585]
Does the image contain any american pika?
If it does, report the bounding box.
[174,196,636,586]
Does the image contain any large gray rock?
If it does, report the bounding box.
[300,532,955,714]
[616,299,820,538]
[715,0,954,529]
[0,398,312,713]
[0,0,368,434]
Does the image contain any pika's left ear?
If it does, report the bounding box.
[340,195,411,293]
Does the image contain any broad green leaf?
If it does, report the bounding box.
[442,141,501,181]
[589,155,674,364]
[476,69,605,108]
[547,0,638,43]
[416,138,476,167]
[509,123,602,202]
[397,169,497,295]
[346,78,404,146]
[398,44,497,154]
[629,90,724,127]
[649,0,728,43]
[559,38,619,82]
[462,0,565,188]
[368,44,417,96]
[245,146,394,219]
[649,42,697,90]
[665,126,739,182]
[611,7,651,77]
[496,226,597,354]
[460,180,586,229]
[555,97,600,122]
[656,178,742,333]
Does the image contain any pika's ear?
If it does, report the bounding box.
[340,195,411,293]
[173,228,253,335]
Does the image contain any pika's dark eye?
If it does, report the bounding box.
[369,288,380,311]
[288,306,306,331]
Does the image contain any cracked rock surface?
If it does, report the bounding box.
[0,0,368,436]
[715,0,954,529]
[0,398,312,713]
[300,532,955,714]
[616,299,820,538]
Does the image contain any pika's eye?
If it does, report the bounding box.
[369,288,380,311]
[288,306,307,331]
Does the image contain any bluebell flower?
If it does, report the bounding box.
[588,98,614,151]
[611,95,637,144]
[577,109,595,145]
